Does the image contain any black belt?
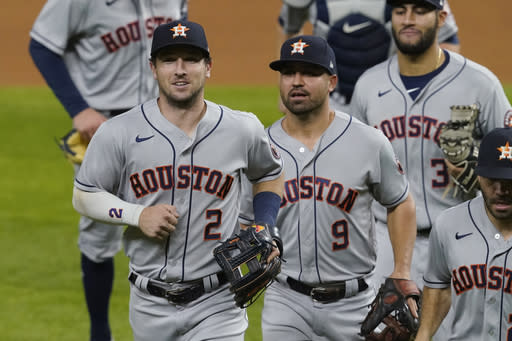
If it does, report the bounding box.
[108,108,130,117]
[129,272,227,304]
[96,108,130,117]
[417,228,432,237]
[287,277,368,303]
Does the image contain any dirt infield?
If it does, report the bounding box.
[3,0,511,86]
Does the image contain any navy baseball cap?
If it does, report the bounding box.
[151,20,210,58]
[270,35,337,75]
[387,0,444,10]
[475,128,512,180]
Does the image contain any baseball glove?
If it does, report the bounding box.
[439,104,481,197]
[360,278,421,340]
[56,129,88,165]
[364,316,412,341]
[213,223,281,308]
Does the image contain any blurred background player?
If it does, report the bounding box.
[240,34,418,340]
[73,20,283,341]
[417,127,512,340]
[278,0,460,112]
[349,0,512,338]
[29,1,188,340]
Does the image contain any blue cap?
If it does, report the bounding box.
[476,128,512,180]
[270,35,337,75]
[387,0,444,10]
[151,20,210,58]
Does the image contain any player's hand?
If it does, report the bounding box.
[267,240,281,264]
[73,108,108,142]
[389,272,419,319]
[406,296,419,319]
[138,204,179,240]
[240,223,281,264]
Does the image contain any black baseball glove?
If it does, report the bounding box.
[56,128,88,165]
[213,223,281,308]
[360,278,421,340]
[439,104,481,197]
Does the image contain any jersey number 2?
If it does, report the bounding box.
[204,209,222,240]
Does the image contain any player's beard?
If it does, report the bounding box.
[161,87,203,109]
[392,16,438,56]
[159,78,205,109]
[482,192,512,222]
[281,92,324,117]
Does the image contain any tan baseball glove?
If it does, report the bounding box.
[56,129,88,165]
[439,104,480,197]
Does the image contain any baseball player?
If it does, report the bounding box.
[416,127,512,340]
[29,1,188,340]
[240,35,418,340]
[349,0,512,338]
[72,20,284,341]
[278,0,459,112]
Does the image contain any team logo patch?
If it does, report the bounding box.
[498,141,512,161]
[504,110,512,128]
[253,224,266,233]
[395,156,404,174]
[290,39,309,55]
[171,23,190,38]
[270,144,281,160]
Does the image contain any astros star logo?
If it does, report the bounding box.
[498,141,512,160]
[171,23,190,38]
[291,39,309,55]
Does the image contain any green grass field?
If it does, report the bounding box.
[1,85,511,341]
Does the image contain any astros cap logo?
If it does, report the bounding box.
[171,23,190,38]
[291,39,309,55]
[498,141,512,161]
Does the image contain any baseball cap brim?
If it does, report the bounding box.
[387,0,442,10]
[151,43,210,59]
[269,60,335,75]
[475,166,512,180]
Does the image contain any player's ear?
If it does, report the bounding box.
[437,9,448,29]
[328,74,338,93]
[149,59,158,80]
[205,58,212,78]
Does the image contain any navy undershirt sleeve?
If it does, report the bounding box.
[253,191,281,228]
[29,38,89,118]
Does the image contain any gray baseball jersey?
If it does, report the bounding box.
[30,0,187,110]
[74,99,283,281]
[240,111,409,339]
[242,112,409,282]
[424,196,512,340]
[350,50,512,230]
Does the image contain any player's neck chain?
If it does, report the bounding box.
[435,47,443,70]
